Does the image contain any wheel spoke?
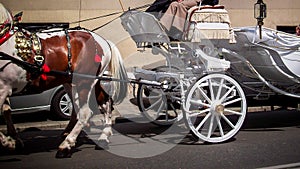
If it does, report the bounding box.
[64,95,71,102]
[146,94,162,100]
[145,97,163,111]
[155,99,166,119]
[207,113,215,138]
[208,79,215,101]
[189,99,211,108]
[188,108,210,117]
[216,115,224,137]
[220,86,236,102]
[220,114,235,129]
[60,100,68,106]
[216,79,225,100]
[224,108,243,116]
[197,87,212,104]
[61,106,69,113]
[196,113,211,131]
[223,98,242,106]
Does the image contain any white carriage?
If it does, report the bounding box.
[120,5,300,143]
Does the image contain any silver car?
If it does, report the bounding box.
[9,86,73,120]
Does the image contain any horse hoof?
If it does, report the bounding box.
[95,140,109,150]
[55,148,72,158]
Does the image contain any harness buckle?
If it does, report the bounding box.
[34,55,44,66]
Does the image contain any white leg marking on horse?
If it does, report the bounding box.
[98,100,113,142]
[59,104,92,150]
[99,126,113,143]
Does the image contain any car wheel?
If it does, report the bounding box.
[51,89,73,120]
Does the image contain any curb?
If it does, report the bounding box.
[0,120,69,133]
[0,109,122,133]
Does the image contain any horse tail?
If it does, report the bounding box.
[108,41,128,104]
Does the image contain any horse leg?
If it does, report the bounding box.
[61,84,78,137]
[3,98,16,137]
[55,102,92,158]
[0,100,17,150]
[0,88,22,150]
[61,109,78,138]
[0,132,16,150]
[55,82,97,158]
[1,99,24,150]
[95,98,113,150]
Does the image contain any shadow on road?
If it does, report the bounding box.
[242,109,300,131]
[0,108,299,157]
[0,128,94,157]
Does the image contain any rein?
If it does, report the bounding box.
[0,3,154,80]
[71,3,153,32]
[46,69,162,87]
[0,51,162,88]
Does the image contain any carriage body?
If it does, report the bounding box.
[121,5,300,143]
[185,6,300,101]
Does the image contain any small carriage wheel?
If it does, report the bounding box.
[184,73,247,143]
[137,66,183,126]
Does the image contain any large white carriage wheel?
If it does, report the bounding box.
[184,73,247,143]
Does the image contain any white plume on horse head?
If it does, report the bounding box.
[0,3,12,25]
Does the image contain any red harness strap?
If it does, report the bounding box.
[41,64,51,80]
[0,31,13,45]
[0,19,13,45]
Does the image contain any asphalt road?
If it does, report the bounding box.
[0,108,300,169]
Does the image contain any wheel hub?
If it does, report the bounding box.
[215,104,225,114]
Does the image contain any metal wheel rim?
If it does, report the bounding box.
[59,93,73,117]
[184,73,247,143]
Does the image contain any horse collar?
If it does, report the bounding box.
[15,30,44,66]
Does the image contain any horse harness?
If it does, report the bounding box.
[0,24,107,83]
[15,30,44,66]
[0,26,76,79]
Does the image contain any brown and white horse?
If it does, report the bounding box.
[0,3,128,158]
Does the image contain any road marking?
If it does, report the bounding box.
[257,162,300,169]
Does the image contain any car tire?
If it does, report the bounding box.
[50,89,73,120]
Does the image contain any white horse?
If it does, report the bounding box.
[0,3,128,158]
